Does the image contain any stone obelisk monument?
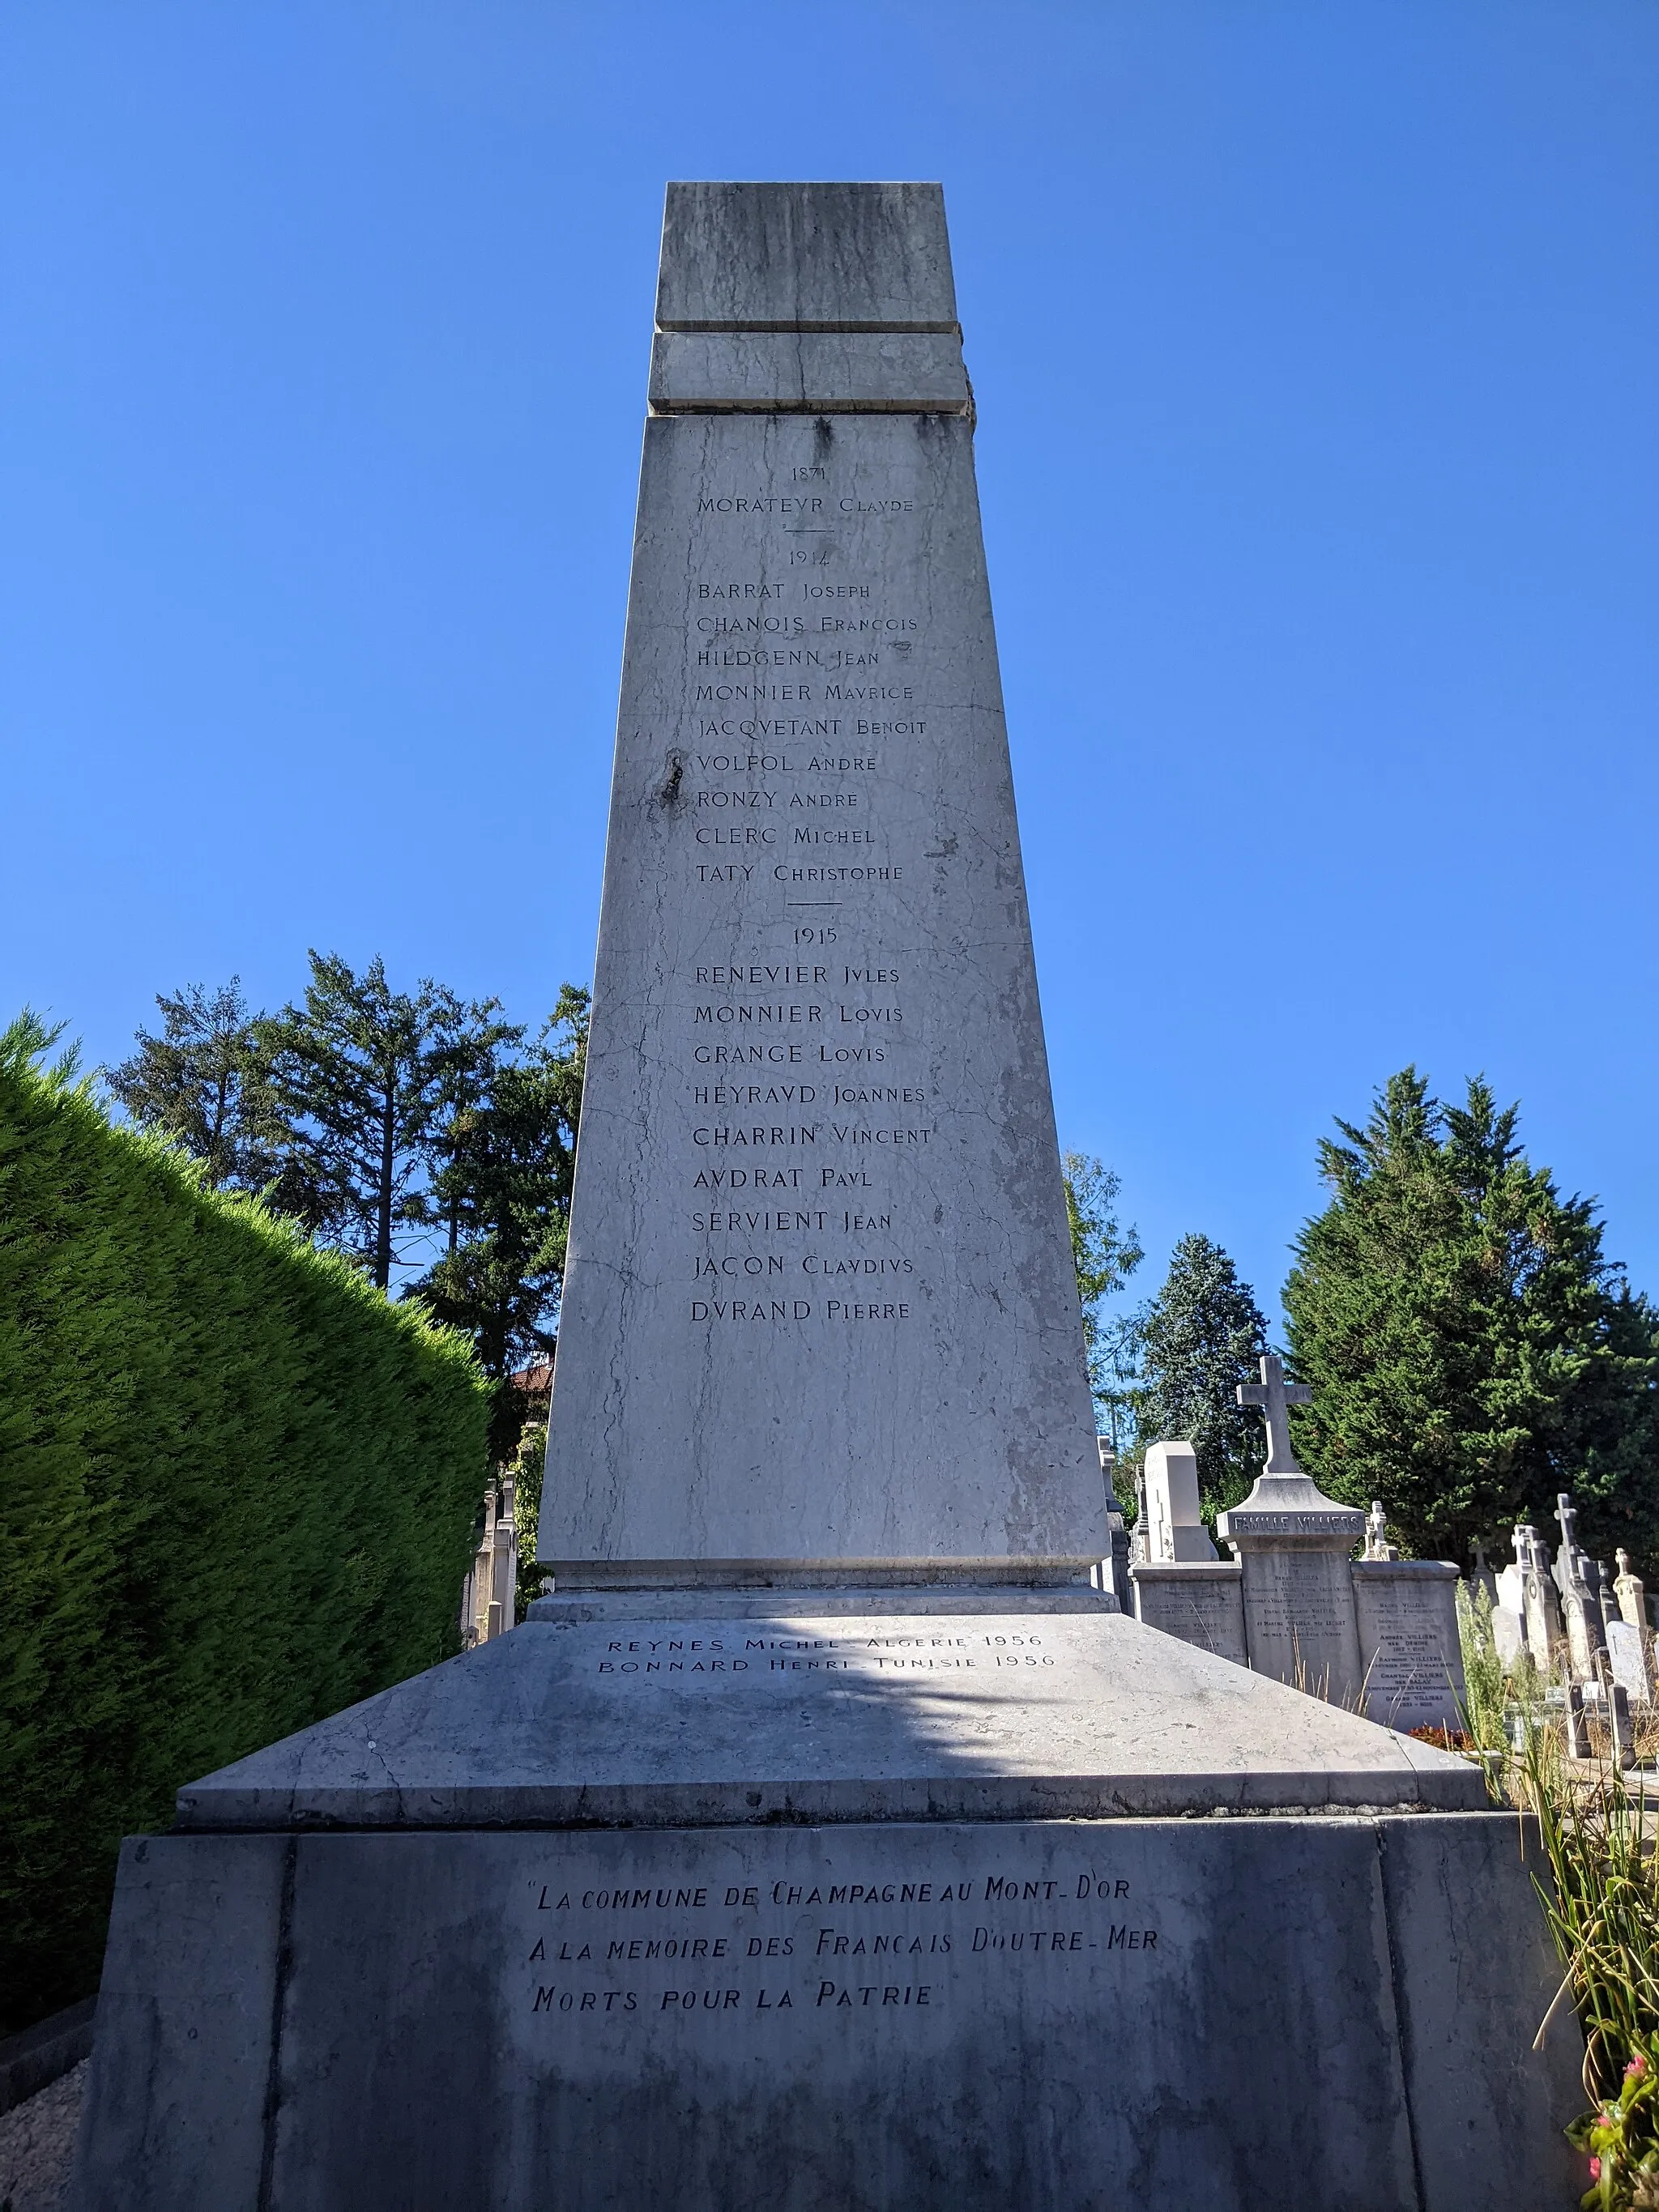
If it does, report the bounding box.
[73,187,1579,2212]
[542,181,1101,1592]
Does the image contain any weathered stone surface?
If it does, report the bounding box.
[529,1582,1119,1621]
[1518,1525,1563,1668]
[655,181,958,331]
[539,413,1100,1587]
[74,1815,1580,2212]
[1608,1617,1652,1706]
[1129,1562,1247,1664]
[649,331,970,414]
[1615,1549,1650,1634]
[0,1995,96,2117]
[1493,1602,1526,1670]
[72,1833,288,2211]
[173,1610,1482,1833]
[1353,1560,1466,1733]
[1372,1813,1583,2210]
[1227,1529,1367,1702]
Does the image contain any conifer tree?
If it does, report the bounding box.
[1284,1068,1659,1565]
[407,987,587,1455]
[1062,1153,1143,1455]
[105,980,284,1191]
[255,953,513,1290]
[1136,1234,1269,1519]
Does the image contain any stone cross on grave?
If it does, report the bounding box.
[1236,1354,1311,1476]
[1554,1492,1591,1599]
[1364,1501,1400,1562]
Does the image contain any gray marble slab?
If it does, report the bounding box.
[74,1816,1581,2212]
[173,1610,1485,1832]
[655,181,958,331]
[1353,1560,1466,1733]
[1129,1562,1248,1664]
[1608,1617,1652,1705]
[649,330,970,413]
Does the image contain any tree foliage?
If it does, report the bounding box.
[105,959,588,1409]
[1136,1233,1270,1520]
[1062,1152,1143,1450]
[0,1012,489,2035]
[256,952,512,1291]
[104,979,284,1191]
[407,986,588,1455]
[1284,1067,1659,1566]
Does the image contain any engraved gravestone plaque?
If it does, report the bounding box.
[1351,1562,1465,1732]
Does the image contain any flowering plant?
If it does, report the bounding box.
[1570,2050,1659,2210]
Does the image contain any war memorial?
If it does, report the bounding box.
[74,184,1580,2210]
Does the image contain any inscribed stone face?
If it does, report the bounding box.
[1130,1565,1247,1665]
[74,1818,1586,2212]
[1352,1565,1465,1734]
[539,185,1102,1588]
[1227,1549,1363,1706]
[1563,1591,1598,1683]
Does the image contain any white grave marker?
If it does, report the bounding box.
[1141,1443,1219,1564]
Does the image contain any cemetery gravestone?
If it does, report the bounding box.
[1615,1548,1650,1634]
[1493,1549,1529,1670]
[1352,1558,1466,1734]
[1139,1442,1218,1564]
[1363,1500,1400,1561]
[1606,1619,1652,1708]
[1129,1561,1249,1664]
[1520,1525,1563,1671]
[73,184,1580,2212]
[1471,1541,1499,1608]
[1614,1550,1655,1701]
[1218,1356,1367,1702]
[1586,1554,1616,1653]
[1555,1496,1605,1682]
[1128,1439,1246,1662]
[1097,1443,1131,1607]
[1491,1601,1526,1673]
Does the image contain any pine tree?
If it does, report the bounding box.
[1136,1234,1269,1519]
[105,980,285,1191]
[407,987,587,1456]
[256,953,513,1290]
[1284,1068,1659,1566]
[1062,1153,1143,1454]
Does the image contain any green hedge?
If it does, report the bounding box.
[0,1023,490,2035]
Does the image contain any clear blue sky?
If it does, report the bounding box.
[3,3,1656,1332]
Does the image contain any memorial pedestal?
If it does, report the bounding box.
[74,1609,1580,2212]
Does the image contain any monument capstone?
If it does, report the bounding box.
[73,182,1580,2212]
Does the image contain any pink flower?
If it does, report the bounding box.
[1629,2054,1649,2078]
[1590,2156,1602,2180]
